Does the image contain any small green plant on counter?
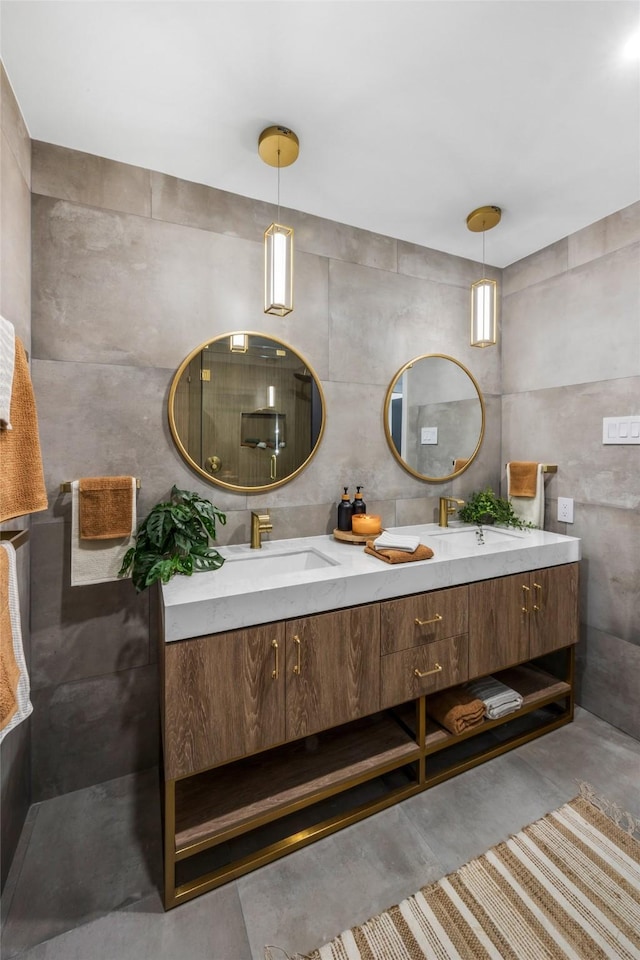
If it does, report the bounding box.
[458,487,535,542]
[119,485,226,592]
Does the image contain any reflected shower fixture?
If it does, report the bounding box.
[258,125,299,317]
[467,205,501,347]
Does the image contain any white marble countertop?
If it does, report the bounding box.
[161,522,581,643]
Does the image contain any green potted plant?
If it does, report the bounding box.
[458,487,534,541]
[119,485,226,592]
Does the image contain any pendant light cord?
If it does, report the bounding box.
[482,220,486,278]
[276,148,281,224]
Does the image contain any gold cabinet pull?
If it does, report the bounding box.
[533,582,542,612]
[270,454,277,480]
[293,635,301,675]
[414,663,443,678]
[414,614,443,626]
[521,584,530,614]
[271,638,279,680]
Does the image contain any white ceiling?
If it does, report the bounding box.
[2,1,639,267]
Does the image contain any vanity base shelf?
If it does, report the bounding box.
[174,712,420,855]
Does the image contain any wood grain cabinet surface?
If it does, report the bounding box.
[380,585,468,655]
[468,563,579,679]
[285,605,380,740]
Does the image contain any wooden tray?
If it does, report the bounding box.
[333,528,383,545]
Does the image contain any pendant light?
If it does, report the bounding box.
[229,333,248,353]
[258,126,299,317]
[466,205,501,347]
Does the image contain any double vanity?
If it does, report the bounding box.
[158,521,580,909]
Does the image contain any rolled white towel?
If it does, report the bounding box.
[373,531,420,553]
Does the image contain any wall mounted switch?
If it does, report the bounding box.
[557,497,574,523]
[421,427,438,445]
[602,416,640,444]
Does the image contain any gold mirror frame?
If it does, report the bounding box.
[168,332,326,493]
[383,353,485,483]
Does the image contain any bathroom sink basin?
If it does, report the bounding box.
[429,526,526,549]
[222,547,339,579]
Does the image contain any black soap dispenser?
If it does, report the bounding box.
[352,486,366,515]
[337,487,353,532]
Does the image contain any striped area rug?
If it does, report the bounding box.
[295,794,640,960]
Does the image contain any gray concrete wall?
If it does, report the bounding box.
[0,64,32,889]
[501,203,640,738]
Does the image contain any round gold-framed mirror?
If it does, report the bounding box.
[168,332,326,492]
[384,354,485,483]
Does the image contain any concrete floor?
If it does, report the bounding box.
[2,706,639,960]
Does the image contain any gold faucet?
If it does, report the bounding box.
[250,511,273,548]
[439,497,465,528]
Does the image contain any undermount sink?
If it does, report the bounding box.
[222,547,339,579]
[430,526,527,549]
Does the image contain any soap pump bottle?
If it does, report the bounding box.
[352,486,367,515]
[337,487,353,532]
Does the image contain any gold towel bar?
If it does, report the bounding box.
[504,464,557,474]
[0,529,30,549]
[59,479,141,493]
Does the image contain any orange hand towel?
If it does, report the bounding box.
[78,477,135,540]
[0,338,48,523]
[507,461,539,498]
[364,542,434,564]
[453,458,469,473]
[427,687,485,735]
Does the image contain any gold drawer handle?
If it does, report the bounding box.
[414,614,443,626]
[293,635,301,675]
[533,582,542,612]
[522,583,530,614]
[271,638,279,680]
[414,663,443,678]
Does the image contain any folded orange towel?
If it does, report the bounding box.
[508,461,539,498]
[0,338,48,523]
[453,458,469,473]
[364,542,434,564]
[427,687,485,735]
[78,477,135,540]
[0,548,19,732]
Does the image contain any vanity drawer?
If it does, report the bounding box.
[380,586,468,655]
[380,634,468,708]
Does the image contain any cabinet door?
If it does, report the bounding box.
[164,623,285,779]
[529,563,579,657]
[468,574,529,679]
[285,605,380,740]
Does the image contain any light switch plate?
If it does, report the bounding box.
[421,427,438,445]
[602,416,640,444]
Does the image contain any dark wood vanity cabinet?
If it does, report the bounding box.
[160,562,579,910]
[468,563,579,678]
[285,605,380,740]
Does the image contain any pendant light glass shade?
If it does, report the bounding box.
[470,278,497,347]
[264,223,294,317]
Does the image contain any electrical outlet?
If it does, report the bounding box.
[557,497,574,523]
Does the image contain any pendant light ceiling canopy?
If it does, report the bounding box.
[467,205,502,348]
[259,126,299,318]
